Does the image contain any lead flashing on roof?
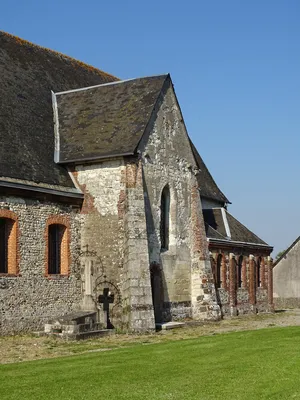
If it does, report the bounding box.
[58,152,135,165]
[221,207,231,239]
[52,90,60,163]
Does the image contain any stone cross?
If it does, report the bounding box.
[98,288,114,329]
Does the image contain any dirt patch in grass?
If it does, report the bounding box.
[1,309,300,364]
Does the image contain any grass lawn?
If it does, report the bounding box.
[1,327,300,400]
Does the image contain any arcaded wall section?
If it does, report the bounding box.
[210,247,273,316]
[0,196,81,335]
[139,82,220,322]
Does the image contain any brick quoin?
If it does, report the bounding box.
[70,170,96,214]
[45,215,71,277]
[260,257,266,289]
[229,254,236,308]
[249,255,256,306]
[191,185,208,260]
[221,254,227,290]
[242,257,247,289]
[0,209,19,275]
[125,161,138,189]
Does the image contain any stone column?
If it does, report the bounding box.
[122,160,155,332]
[81,258,96,311]
[229,253,237,316]
[267,256,274,312]
[190,185,221,321]
[249,254,256,312]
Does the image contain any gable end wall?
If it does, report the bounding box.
[139,82,220,322]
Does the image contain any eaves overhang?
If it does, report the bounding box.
[0,180,83,205]
[207,237,273,252]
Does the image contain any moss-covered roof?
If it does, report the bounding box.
[0,31,118,188]
[54,75,168,163]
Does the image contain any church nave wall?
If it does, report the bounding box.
[0,196,81,335]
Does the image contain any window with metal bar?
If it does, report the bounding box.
[48,224,65,275]
[0,218,8,273]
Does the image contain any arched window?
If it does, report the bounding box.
[160,185,170,251]
[216,254,222,288]
[237,255,243,288]
[46,216,70,276]
[0,211,18,275]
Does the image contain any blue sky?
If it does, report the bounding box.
[1,0,299,255]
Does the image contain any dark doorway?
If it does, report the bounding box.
[150,263,163,323]
[160,185,170,251]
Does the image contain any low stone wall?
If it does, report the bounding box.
[162,301,192,322]
[274,297,300,310]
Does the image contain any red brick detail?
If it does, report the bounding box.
[125,161,138,188]
[70,170,97,214]
[221,254,228,290]
[210,254,216,282]
[242,257,247,289]
[249,257,256,305]
[229,256,236,307]
[191,185,208,260]
[45,215,71,277]
[136,160,144,187]
[118,190,126,219]
[0,209,19,276]
[260,257,266,288]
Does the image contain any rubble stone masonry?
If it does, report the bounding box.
[0,196,81,335]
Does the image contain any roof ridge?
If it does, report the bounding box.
[134,74,170,153]
[55,74,169,96]
[0,31,119,81]
[273,236,300,267]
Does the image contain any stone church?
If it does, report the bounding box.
[0,31,274,334]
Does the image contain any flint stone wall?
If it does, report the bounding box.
[0,196,81,335]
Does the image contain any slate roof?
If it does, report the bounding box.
[0,31,118,188]
[203,208,270,246]
[54,73,229,205]
[190,142,229,204]
[54,75,169,163]
[0,31,233,204]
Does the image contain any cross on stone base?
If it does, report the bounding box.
[98,288,114,329]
